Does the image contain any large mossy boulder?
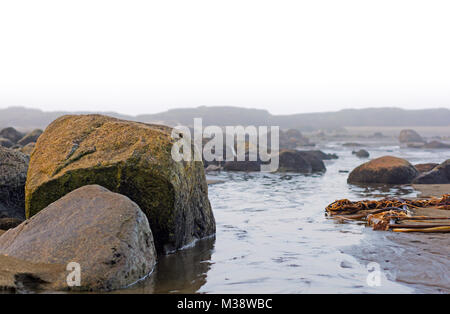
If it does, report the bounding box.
[0,185,157,291]
[25,114,215,253]
[0,147,28,219]
[348,156,418,184]
[412,159,450,184]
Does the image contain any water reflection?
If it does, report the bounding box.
[121,236,215,294]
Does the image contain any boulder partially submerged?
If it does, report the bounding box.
[352,149,370,158]
[348,156,418,184]
[25,114,215,253]
[0,185,157,291]
[0,147,28,219]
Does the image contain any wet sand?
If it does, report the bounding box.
[342,228,450,293]
[412,184,450,198]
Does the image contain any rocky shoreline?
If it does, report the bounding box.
[0,120,449,293]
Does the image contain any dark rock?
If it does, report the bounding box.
[17,129,42,146]
[399,129,424,143]
[277,150,312,173]
[0,185,157,291]
[352,149,370,158]
[25,114,215,254]
[0,137,13,148]
[348,156,418,184]
[0,218,23,231]
[414,163,438,174]
[0,127,23,144]
[342,142,362,147]
[297,151,326,172]
[412,160,450,184]
[223,153,261,172]
[0,147,28,219]
[277,150,326,173]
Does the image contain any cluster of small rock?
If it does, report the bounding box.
[399,129,450,149]
[0,115,216,292]
[0,127,42,156]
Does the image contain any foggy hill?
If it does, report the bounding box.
[0,106,449,131]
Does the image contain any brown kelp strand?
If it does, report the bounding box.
[326,194,450,216]
[325,194,450,233]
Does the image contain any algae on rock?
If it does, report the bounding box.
[25,114,215,254]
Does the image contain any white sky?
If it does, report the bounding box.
[0,0,449,115]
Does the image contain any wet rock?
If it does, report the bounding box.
[399,129,424,143]
[18,142,35,156]
[423,141,450,149]
[0,127,23,144]
[352,149,370,158]
[0,185,157,291]
[415,163,438,174]
[25,114,215,254]
[0,147,28,219]
[17,129,42,146]
[223,153,262,172]
[412,160,450,184]
[0,218,23,231]
[0,137,13,148]
[277,150,312,173]
[297,151,326,172]
[277,149,326,173]
[0,254,66,293]
[348,156,418,184]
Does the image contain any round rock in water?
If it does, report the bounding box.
[0,185,157,291]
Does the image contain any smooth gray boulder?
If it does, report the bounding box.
[0,185,157,291]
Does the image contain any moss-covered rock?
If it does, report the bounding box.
[25,115,215,254]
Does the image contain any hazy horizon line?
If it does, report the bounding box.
[1,104,449,118]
